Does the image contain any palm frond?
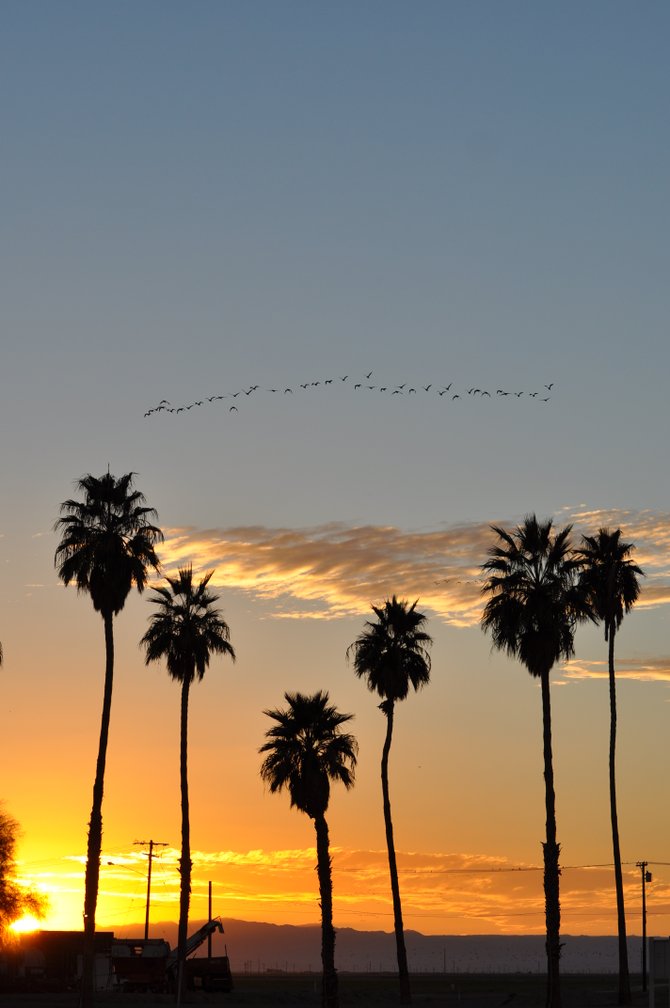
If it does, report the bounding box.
[259,691,357,819]
[481,515,589,678]
[347,596,432,703]
[54,472,163,615]
[141,565,235,684]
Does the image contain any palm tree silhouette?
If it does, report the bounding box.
[260,691,357,1008]
[481,516,589,1008]
[141,567,235,997]
[54,471,162,1007]
[577,529,644,1006]
[347,596,432,1006]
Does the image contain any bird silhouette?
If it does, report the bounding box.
[145,369,558,421]
[229,405,238,412]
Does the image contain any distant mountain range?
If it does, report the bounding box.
[113,918,644,975]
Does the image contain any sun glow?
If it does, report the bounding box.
[10,914,42,934]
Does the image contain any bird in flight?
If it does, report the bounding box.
[144,369,557,418]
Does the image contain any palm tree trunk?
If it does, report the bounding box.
[540,670,561,1008]
[81,610,114,1008]
[381,701,411,1005]
[177,676,192,1002]
[608,625,631,1005]
[314,813,338,1008]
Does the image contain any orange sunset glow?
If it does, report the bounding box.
[3,10,670,1008]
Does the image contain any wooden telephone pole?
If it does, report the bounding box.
[636,860,651,992]
[134,839,169,939]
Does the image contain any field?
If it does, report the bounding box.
[5,973,655,1008]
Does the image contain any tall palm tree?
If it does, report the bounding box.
[260,691,357,1008]
[347,596,432,1006]
[577,529,643,1006]
[54,471,162,1007]
[140,566,235,996]
[481,516,590,1008]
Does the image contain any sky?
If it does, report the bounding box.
[2,1,670,947]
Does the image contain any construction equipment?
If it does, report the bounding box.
[112,918,232,993]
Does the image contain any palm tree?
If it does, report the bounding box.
[140,566,235,996]
[260,691,357,1008]
[347,596,432,1006]
[577,529,643,1006]
[54,471,162,1007]
[481,516,590,1008]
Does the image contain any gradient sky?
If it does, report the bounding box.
[3,2,670,944]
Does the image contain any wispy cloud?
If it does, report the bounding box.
[159,521,491,626]
[43,845,662,935]
[561,656,670,683]
[157,507,670,629]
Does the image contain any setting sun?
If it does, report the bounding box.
[10,915,42,934]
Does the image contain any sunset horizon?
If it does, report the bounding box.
[2,5,669,1005]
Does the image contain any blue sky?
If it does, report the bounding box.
[2,2,670,938]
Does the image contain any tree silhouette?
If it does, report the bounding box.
[54,471,162,1006]
[577,528,643,1006]
[481,516,590,1008]
[141,566,235,997]
[260,691,357,1008]
[347,596,432,1006]
[0,805,47,943]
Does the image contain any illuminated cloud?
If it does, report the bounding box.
[157,507,670,628]
[560,657,670,684]
[46,845,656,936]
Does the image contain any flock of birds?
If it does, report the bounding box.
[143,373,555,418]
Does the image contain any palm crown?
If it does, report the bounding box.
[141,567,235,683]
[260,691,357,821]
[481,516,589,678]
[347,596,432,704]
[576,528,644,641]
[54,471,163,615]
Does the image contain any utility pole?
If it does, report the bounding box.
[636,860,652,992]
[134,839,169,940]
[208,881,213,959]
